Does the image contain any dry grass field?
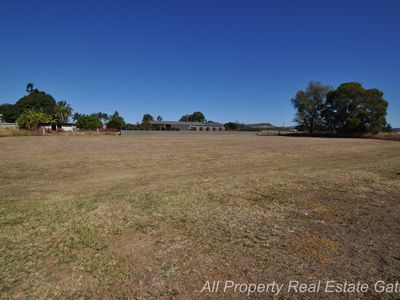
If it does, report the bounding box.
[1,134,400,299]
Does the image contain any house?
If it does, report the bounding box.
[150,121,225,131]
[40,123,77,132]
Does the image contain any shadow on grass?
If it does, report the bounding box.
[258,131,400,141]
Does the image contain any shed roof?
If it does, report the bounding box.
[150,121,224,127]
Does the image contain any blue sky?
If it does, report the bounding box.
[1,0,399,126]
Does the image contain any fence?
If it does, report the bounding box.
[120,130,256,136]
[0,123,18,129]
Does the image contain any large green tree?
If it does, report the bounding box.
[106,111,126,130]
[292,81,332,134]
[224,122,246,131]
[14,84,56,122]
[142,113,154,129]
[324,82,388,134]
[142,113,154,123]
[179,111,205,122]
[0,84,57,122]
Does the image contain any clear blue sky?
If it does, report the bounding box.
[1,0,399,126]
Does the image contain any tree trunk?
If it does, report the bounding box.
[309,118,314,135]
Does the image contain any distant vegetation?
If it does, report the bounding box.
[0,84,220,131]
[16,109,55,130]
[224,122,262,131]
[0,84,72,129]
[292,81,391,135]
[0,84,57,123]
[0,83,128,130]
[0,81,394,134]
[179,111,205,122]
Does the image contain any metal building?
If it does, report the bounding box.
[150,121,225,131]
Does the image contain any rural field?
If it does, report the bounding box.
[1,133,400,299]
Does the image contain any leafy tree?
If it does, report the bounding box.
[179,114,190,122]
[191,111,205,122]
[292,81,332,135]
[95,112,109,124]
[142,113,154,123]
[156,115,163,121]
[223,122,260,131]
[53,100,73,124]
[26,83,34,93]
[17,109,54,130]
[1,84,56,122]
[142,113,154,129]
[14,84,56,121]
[0,104,20,122]
[324,82,388,134]
[0,84,59,122]
[72,112,80,121]
[224,122,245,130]
[73,113,102,129]
[106,111,126,130]
[179,111,205,122]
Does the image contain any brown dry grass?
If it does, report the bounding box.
[1,134,400,299]
[366,132,400,141]
[0,128,119,137]
[0,128,33,137]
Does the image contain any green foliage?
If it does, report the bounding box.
[291,81,332,134]
[1,84,60,123]
[142,113,154,123]
[95,112,109,124]
[53,100,73,124]
[73,113,103,129]
[156,115,163,121]
[72,111,125,130]
[324,82,388,134]
[0,104,20,122]
[26,83,34,93]
[1,85,57,123]
[224,122,246,130]
[224,122,261,131]
[142,113,154,129]
[16,109,54,130]
[179,111,205,122]
[179,114,189,122]
[15,88,56,120]
[292,81,389,134]
[106,111,126,130]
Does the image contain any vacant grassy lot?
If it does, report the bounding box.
[1,134,399,299]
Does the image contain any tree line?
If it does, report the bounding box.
[0,84,212,131]
[1,82,393,133]
[0,84,129,130]
[292,81,391,135]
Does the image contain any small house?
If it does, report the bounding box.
[40,123,77,132]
